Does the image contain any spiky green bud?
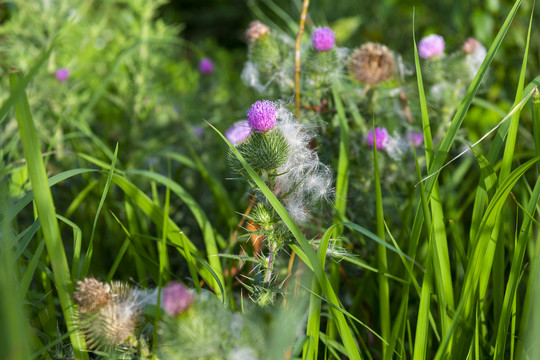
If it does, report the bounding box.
[306,47,338,75]
[232,129,290,173]
[249,34,281,73]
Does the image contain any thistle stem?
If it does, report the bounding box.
[294,0,310,119]
[264,239,278,287]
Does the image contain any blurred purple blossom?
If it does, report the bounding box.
[225,120,252,145]
[418,34,445,59]
[407,131,424,147]
[365,127,389,150]
[162,282,194,317]
[312,26,335,51]
[199,58,214,74]
[55,68,70,82]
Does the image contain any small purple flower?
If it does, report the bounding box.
[162,282,194,317]
[365,127,389,150]
[418,34,445,59]
[312,26,335,51]
[193,126,204,137]
[226,120,252,145]
[199,58,214,74]
[55,68,69,82]
[247,100,277,132]
[407,131,424,147]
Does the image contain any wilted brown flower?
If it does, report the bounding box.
[348,42,395,85]
[246,20,269,42]
[73,277,110,313]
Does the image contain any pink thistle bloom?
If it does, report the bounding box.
[247,100,277,132]
[312,26,335,51]
[365,127,389,150]
[162,282,194,317]
[55,68,70,82]
[225,120,252,145]
[418,34,445,59]
[407,131,424,147]
[199,58,214,74]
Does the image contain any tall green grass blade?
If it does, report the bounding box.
[10,69,89,360]
[494,175,540,358]
[372,122,390,358]
[328,82,351,348]
[453,156,540,357]
[533,88,540,159]
[81,144,118,278]
[423,0,522,194]
[0,185,32,360]
[490,2,533,336]
[413,10,454,341]
[209,122,362,359]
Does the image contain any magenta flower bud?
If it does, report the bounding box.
[199,58,214,74]
[247,100,277,132]
[407,131,424,147]
[162,282,194,317]
[225,120,252,145]
[55,68,70,82]
[418,34,445,59]
[365,127,389,150]
[312,26,335,51]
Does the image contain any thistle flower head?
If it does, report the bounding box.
[55,68,69,82]
[199,58,214,74]
[226,120,252,145]
[247,100,277,132]
[366,127,389,150]
[246,20,269,42]
[418,34,445,59]
[193,126,204,137]
[73,277,111,313]
[162,282,194,317]
[348,42,395,84]
[312,26,335,51]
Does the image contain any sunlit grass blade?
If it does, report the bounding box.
[10,69,89,360]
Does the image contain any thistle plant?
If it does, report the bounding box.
[227,100,334,305]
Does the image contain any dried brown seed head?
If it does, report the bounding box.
[246,20,269,42]
[348,42,395,85]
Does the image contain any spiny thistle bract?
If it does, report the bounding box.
[348,42,395,85]
[233,130,290,173]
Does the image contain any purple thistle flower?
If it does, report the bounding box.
[247,100,277,132]
[407,131,424,147]
[162,282,194,317]
[55,68,70,82]
[199,58,214,74]
[418,34,445,59]
[312,26,335,51]
[365,127,389,150]
[225,120,252,145]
